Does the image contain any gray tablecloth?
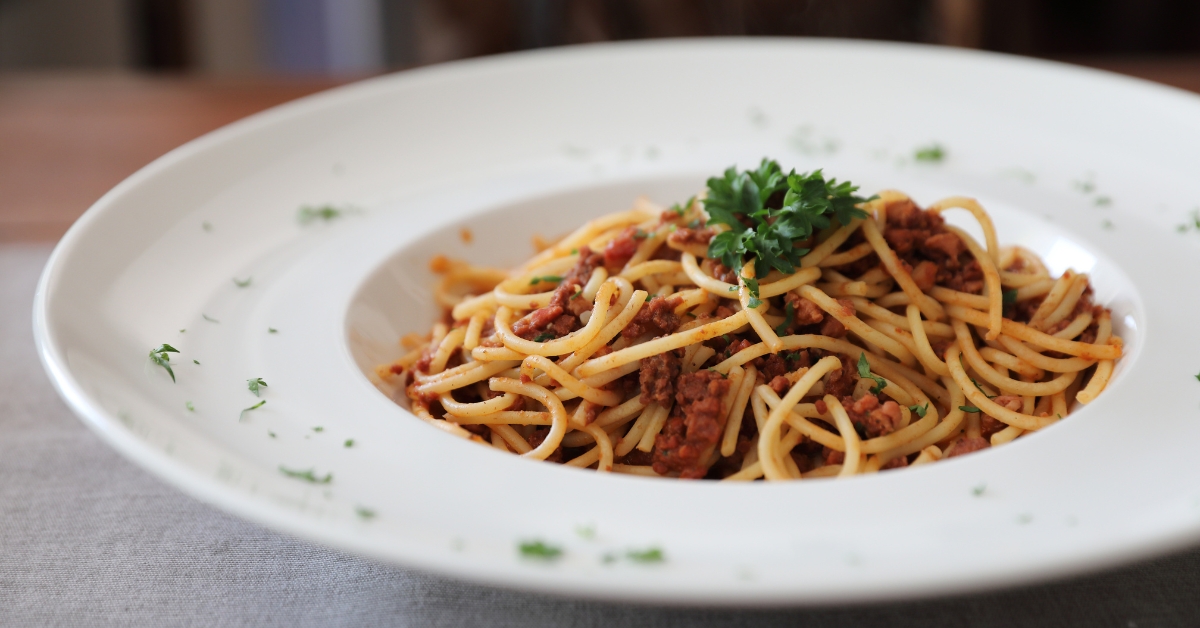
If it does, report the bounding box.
[3,242,1197,627]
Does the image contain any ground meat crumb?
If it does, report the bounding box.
[622,296,682,339]
[768,375,790,395]
[604,227,640,268]
[944,436,989,458]
[639,350,681,405]
[822,357,857,399]
[527,427,563,463]
[841,394,903,438]
[652,371,732,479]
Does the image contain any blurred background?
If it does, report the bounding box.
[3,0,1200,75]
[3,0,1200,242]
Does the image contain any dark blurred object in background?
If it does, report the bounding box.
[2,0,1200,76]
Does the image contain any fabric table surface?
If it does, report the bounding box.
[3,242,1198,627]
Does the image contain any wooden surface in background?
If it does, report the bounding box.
[0,74,343,242]
[1,57,1198,242]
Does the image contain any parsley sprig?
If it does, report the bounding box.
[856,353,887,394]
[149,344,180,382]
[706,159,871,281]
[909,403,928,418]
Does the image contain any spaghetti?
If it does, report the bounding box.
[379,160,1122,480]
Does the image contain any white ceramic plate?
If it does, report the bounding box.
[34,39,1200,605]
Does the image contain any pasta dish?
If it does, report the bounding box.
[378,160,1122,481]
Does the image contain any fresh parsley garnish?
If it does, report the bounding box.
[278,465,332,484]
[1002,289,1018,306]
[959,405,981,413]
[741,275,760,298]
[532,332,555,342]
[1095,196,1112,206]
[193,359,200,365]
[529,275,563,286]
[909,403,928,418]
[747,296,763,309]
[355,506,376,520]
[268,328,278,334]
[575,524,596,540]
[240,400,266,420]
[705,159,870,278]
[149,344,180,382]
[774,301,796,335]
[202,313,219,323]
[972,483,986,497]
[233,277,252,288]
[344,439,354,448]
[644,294,653,302]
[971,378,995,399]
[626,547,665,563]
[312,426,324,433]
[670,196,695,216]
[268,430,277,438]
[518,540,562,560]
[185,401,195,412]
[1195,371,1200,382]
[247,377,268,397]
[632,229,649,240]
[856,353,887,394]
[914,144,945,162]
[297,205,343,224]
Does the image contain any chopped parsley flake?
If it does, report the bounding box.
[857,353,887,394]
[247,377,268,397]
[529,275,563,286]
[532,332,555,342]
[632,229,649,240]
[909,403,928,418]
[741,275,760,299]
[914,144,945,162]
[1101,219,1114,230]
[268,431,277,438]
[1095,196,1112,206]
[278,465,332,484]
[972,483,986,496]
[705,159,871,279]
[971,378,995,399]
[626,547,665,563]
[959,405,981,413]
[268,328,278,334]
[344,439,355,448]
[747,296,763,309]
[517,540,562,560]
[233,277,252,288]
[575,524,596,540]
[774,301,796,335]
[202,221,213,232]
[670,196,695,216]
[645,294,653,302]
[1195,372,1200,382]
[355,506,376,520]
[1002,289,1018,306]
[297,205,343,224]
[312,426,324,433]
[202,313,219,323]
[185,401,195,412]
[193,359,200,365]
[179,329,186,333]
[149,344,180,382]
[240,400,266,420]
